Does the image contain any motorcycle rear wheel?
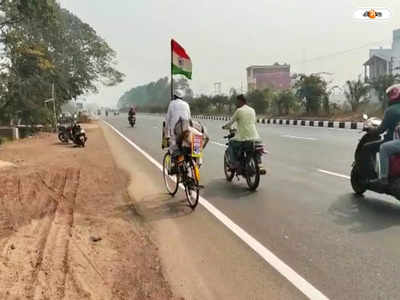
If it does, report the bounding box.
[350,167,367,195]
[246,155,260,191]
[224,152,235,182]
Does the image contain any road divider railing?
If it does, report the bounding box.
[192,115,364,130]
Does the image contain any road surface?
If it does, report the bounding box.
[104,113,400,300]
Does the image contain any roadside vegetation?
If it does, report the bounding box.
[119,73,399,121]
[0,0,124,126]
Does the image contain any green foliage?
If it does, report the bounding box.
[368,74,400,109]
[273,89,298,115]
[247,90,269,114]
[295,74,328,114]
[344,79,370,112]
[117,77,193,110]
[0,0,124,125]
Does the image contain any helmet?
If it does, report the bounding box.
[386,84,400,104]
[173,89,184,100]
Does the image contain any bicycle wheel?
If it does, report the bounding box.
[184,160,200,209]
[163,152,179,195]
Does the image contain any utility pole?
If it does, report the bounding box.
[44,82,57,131]
[52,83,56,127]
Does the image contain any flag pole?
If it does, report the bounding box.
[170,39,173,99]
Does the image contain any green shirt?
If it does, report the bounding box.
[379,103,400,141]
[225,105,260,141]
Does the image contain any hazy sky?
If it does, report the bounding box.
[59,0,400,107]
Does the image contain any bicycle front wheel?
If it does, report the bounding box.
[163,152,179,195]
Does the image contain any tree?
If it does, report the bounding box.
[247,90,268,114]
[191,95,211,114]
[273,89,297,115]
[0,0,125,125]
[295,74,328,114]
[117,76,193,110]
[369,74,400,109]
[344,79,370,112]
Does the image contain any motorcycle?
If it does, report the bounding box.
[350,114,400,199]
[223,128,266,191]
[71,123,87,147]
[57,123,69,143]
[128,115,136,127]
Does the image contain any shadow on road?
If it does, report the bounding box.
[120,192,193,222]
[329,193,400,233]
[202,178,256,199]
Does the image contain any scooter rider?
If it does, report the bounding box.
[370,84,400,185]
[128,106,136,117]
[222,94,261,169]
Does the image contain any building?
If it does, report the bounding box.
[363,28,400,80]
[247,63,290,92]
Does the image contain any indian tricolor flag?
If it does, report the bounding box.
[171,39,192,80]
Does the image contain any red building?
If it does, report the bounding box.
[247,63,291,92]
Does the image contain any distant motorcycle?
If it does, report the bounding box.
[223,128,266,191]
[351,114,400,199]
[128,115,136,127]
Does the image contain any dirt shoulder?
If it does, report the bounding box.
[0,123,177,299]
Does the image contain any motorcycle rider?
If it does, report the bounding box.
[128,106,136,117]
[370,84,400,185]
[222,94,261,169]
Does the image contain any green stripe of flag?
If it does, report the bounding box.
[172,63,192,79]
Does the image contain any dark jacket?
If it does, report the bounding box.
[378,102,400,141]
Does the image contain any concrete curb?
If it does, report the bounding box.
[192,115,364,130]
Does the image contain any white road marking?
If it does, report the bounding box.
[318,169,350,179]
[103,120,329,300]
[282,135,317,141]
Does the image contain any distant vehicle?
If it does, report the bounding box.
[351,114,400,200]
[128,115,136,127]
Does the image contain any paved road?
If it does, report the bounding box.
[105,113,400,300]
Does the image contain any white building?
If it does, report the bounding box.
[363,29,400,80]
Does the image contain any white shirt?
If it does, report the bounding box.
[166,98,191,137]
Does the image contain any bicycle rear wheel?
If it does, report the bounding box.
[184,161,200,209]
[163,152,179,195]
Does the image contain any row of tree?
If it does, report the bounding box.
[117,76,193,112]
[0,0,124,125]
[189,73,400,116]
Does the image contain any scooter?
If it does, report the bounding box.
[350,114,400,199]
[223,128,267,191]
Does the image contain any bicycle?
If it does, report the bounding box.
[162,133,203,210]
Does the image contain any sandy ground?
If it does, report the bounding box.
[0,125,177,299]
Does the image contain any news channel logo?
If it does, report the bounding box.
[353,8,392,20]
